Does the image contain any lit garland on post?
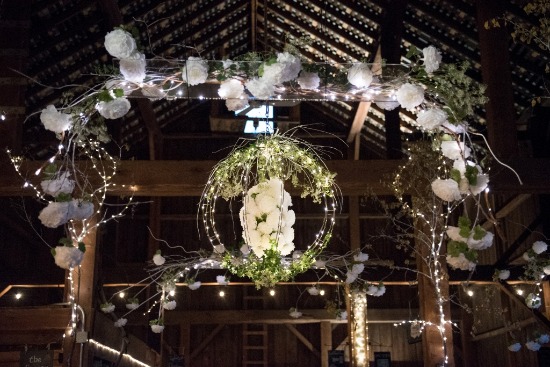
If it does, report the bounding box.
[349,290,369,367]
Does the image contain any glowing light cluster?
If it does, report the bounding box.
[350,290,369,367]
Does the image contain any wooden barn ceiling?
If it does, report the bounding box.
[10,0,548,160]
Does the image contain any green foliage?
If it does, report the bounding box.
[43,164,58,179]
[55,192,72,202]
[58,237,73,247]
[464,165,479,185]
[149,318,164,326]
[77,242,86,253]
[448,240,477,262]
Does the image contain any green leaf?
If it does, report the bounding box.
[78,242,86,253]
[450,168,462,183]
[472,225,486,241]
[50,248,56,257]
[465,165,478,185]
[43,164,58,178]
[55,192,72,202]
[458,216,471,238]
[113,88,124,98]
[406,45,420,59]
[447,240,468,257]
[97,90,114,103]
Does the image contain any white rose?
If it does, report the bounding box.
[375,101,400,110]
[39,201,70,228]
[216,275,229,285]
[225,94,249,111]
[289,309,303,319]
[348,63,373,88]
[431,179,462,202]
[498,269,510,280]
[163,300,177,310]
[218,79,245,98]
[53,246,84,269]
[277,52,301,82]
[467,231,494,250]
[188,281,201,290]
[246,77,275,99]
[96,97,131,119]
[440,141,471,160]
[446,226,466,242]
[307,287,320,296]
[297,71,320,90]
[416,108,447,131]
[532,241,548,254]
[526,340,541,351]
[153,253,165,266]
[40,105,72,133]
[396,83,424,111]
[508,343,521,352]
[446,253,476,271]
[120,53,146,83]
[422,46,442,73]
[104,29,137,59]
[40,172,75,197]
[262,62,285,84]
[182,57,208,86]
[150,324,164,333]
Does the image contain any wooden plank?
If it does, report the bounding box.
[0,307,70,330]
[470,317,536,341]
[285,324,320,359]
[497,282,550,331]
[190,324,226,360]
[2,158,550,197]
[162,309,414,325]
[482,194,532,230]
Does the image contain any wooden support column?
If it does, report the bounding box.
[475,0,518,158]
[320,321,332,367]
[380,0,407,159]
[180,323,191,367]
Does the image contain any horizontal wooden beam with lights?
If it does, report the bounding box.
[1,158,549,197]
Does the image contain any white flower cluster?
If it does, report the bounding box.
[218,78,249,111]
[526,340,541,351]
[38,199,94,228]
[347,63,373,88]
[114,318,127,328]
[422,46,442,74]
[151,324,165,333]
[289,308,302,319]
[525,293,541,309]
[163,300,177,310]
[216,275,229,285]
[446,226,494,251]
[100,303,115,313]
[497,269,510,280]
[188,281,201,290]
[53,245,84,269]
[446,253,476,272]
[507,342,521,352]
[245,52,301,99]
[345,263,364,283]
[40,105,72,133]
[431,141,488,202]
[183,56,209,86]
[153,251,165,266]
[366,284,386,297]
[239,178,295,257]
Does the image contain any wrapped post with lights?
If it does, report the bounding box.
[348,289,369,367]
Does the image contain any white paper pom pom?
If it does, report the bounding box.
[53,246,84,269]
[431,179,462,202]
[40,105,73,133]
[347,63,373,88]
[39,202,70,228]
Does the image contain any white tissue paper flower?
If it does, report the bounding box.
[40,105,73,133]
[182,57,208,86]
[216,275,229,285]
[336,311,347,320]
[498,269,510,280]
[508,342,521,352]
[532,241,548,255]
[348,63,373,88]
[120,53,146,83]
[366,284,386,297]
[544,265,550,275]
[218,79,245,99]
[39,202,70,228]
[101,303,115,313]
[354,252,369,262]
[526,293,541,309]
[526,340,541,351]
[53,246,84,269]
[41,172,75,197]
[289,309,302,319]
[297,71,320,90]
[351,263,365,275]
[446,253,476,271]
[440,141,471,160]
[539,334,550,344]
[416,108,447,131]
[396,83,424,111]
[446,226,465,242]
[431,179,462,202]
[153,252,165,266]
[188,281,201,290]
[150,324,164,333]
[69,200,94,221]
[345,271,358,284]
[307,287,320,296]
[467,231,494,250]
[523,251,534,262]
[163,300,177,310]
[246,77,275,99]
[126,302,139,310]
[114,318,128,328]
[422,46,442,73]
[277,52,301,82]
[225,94,249,111]
[104,29,137,59]
[96,97,131,119]
[375,101,400,110]
[141,84,167,100]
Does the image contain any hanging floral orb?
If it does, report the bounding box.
[200,132,339,288]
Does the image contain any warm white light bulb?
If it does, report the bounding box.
[15,292,22,300]
[269,289,275,296]
[467,289,474,297]
[169,290,176,297]
[319,289,326,296]
[516,289,524,296]
[119,292,125,298]
[219,290,225,297]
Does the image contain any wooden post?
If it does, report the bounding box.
[180,323,191,367]
[320,321,332,367]
[475,0,518,158]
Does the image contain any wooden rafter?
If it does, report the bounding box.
[285,324,320,358]
[190,324,226,360]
